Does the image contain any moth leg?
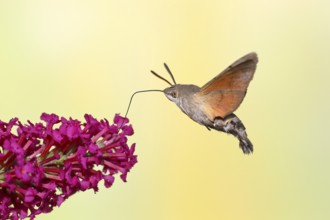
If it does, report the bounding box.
[213,114,253,154]
[205,126,211,131]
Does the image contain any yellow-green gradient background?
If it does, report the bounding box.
[1,1,329,219]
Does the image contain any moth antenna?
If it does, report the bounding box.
[163,63,177,85]
[119,89,163,130]
[150,70,173,86]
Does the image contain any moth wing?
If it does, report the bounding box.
[198,52,258,119]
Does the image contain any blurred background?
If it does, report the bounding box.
[0,1,329,219]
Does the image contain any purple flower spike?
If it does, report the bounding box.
[0,113,137,220]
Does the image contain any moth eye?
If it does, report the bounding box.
[171,91,177,98]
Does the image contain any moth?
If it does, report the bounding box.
[124,52,258,154]
[150,52,258,154]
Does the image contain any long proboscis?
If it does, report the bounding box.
[119,89,163,129]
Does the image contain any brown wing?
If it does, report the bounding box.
[198,52,258,119]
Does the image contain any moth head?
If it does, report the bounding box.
[163,84,200,103]
[164,86,179,102]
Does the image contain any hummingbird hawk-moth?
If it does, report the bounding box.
[151,52,258,154]
[124,52,258,154]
